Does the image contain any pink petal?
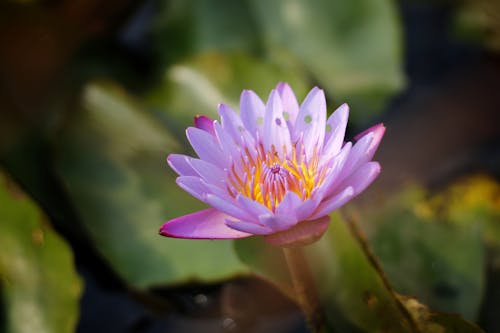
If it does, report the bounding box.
[225,219,273,235]
[264,216,330,247]
[194,115,216,136]
[167,154,197,177]
[322,103,349,158]
[354,123,385,162]
[276,82,299,128]
[310,186,354,220]
[159,208,251,239]
[186,127,227,168]
[263,90,291,158]
[240,89,265,139]
[293,87,327,157]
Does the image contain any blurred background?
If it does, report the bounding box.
[0,0,499,332]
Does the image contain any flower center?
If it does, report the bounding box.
[227,142,327,211]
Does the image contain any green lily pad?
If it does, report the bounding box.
[249,0,405,121]
[0,171,82,333]
[55,81,248,288]
[152,0,261,64]
[369,182,487,322]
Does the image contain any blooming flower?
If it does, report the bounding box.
[159,83,385,246]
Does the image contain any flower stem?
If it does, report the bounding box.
[282,246,325,332]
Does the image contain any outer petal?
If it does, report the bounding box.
[188,158,226,187]
[186,127,227,167]
[322,103,349,159]
[176,176,208,202]
[159,208,251,239]
[194,115,216,136]
[225,220,273,235]
[293,87,327,157]
[315,142,352,200]
[264,216,330,246]
[310,186,354,220]
[276,82,299,128]
[263,90,291,158]
[205,194,254,222]
[240,89,265,139]
[167,154,197,177]
[354,123,385,162]
[336,161,381,197]
[337,132,374,182]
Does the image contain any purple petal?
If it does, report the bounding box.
[337,162,381,197]
[240,89,265,139]
[322,103,349,158]
[188,158,226,186]
[276,82,299,128]
[194,115,216,136]
[316,142,352,200]
[159,208,251,239]
[236,195,272,219]
[186,127,227,168]
[263,90,291,157]
[354,123,385,162]
[259,214,298,232]
[337,133,374,182]
[310,186,354,219]
[295,197,322,221]
[225,219,273,235]
[264,216,330,246]
[293,87,327,157]
[205,194,254,222]
[218,103,255,147]
[176,176,208,202]
[213,121,239,160]
[275,191,302,217]
[167,154,197,177]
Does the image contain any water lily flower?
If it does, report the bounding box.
[159,83,385,246]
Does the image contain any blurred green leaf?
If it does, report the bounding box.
[249,0,406,121]
[236,212,416,332]
[0,171,82,333]
[237,211,484,332]
[146,51,309,138]
[369,179,490,321]
[152,0,261,67]
[55,81,248,288]
[372,211,484,321]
